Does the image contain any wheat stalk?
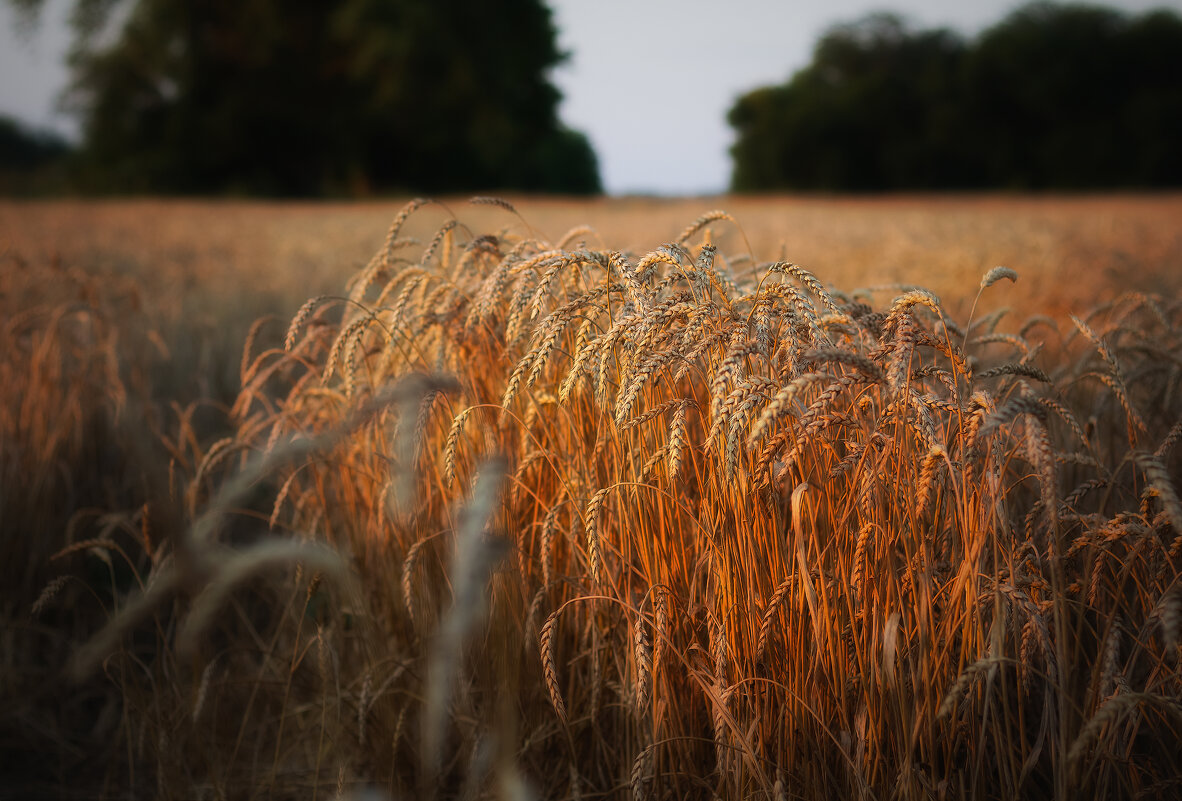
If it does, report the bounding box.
[401,536,429,624]
[631,742,655,801]
[938,657,1004,719]
[585,487,611,583]
[540,611,567,724]
[980,266,1019,289]
[634,613,652,711]
[676,210,735,244]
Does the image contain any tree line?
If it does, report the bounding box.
[4,1,1181,195]
[728,2,1182,191]
[0,115,70,194]
[3,0,601,195]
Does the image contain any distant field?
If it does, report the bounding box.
[3,194,1180,322]
[3,194,1180,800]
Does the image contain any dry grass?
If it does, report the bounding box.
[4,194,1181,319]
[2,195,1181,800]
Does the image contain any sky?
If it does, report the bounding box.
[3,0,1181,195]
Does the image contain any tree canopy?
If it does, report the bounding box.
[728,2,1182,191]
[0,114,67,170]
[0,114,69,194]
[9,0,601,195]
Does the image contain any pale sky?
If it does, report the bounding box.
[3,0,1180,195]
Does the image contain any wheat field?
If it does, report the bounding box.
[2,196,1181,800]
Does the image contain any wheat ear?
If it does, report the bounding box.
[540,611,567,723]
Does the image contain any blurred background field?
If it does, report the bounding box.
[5,193,1181,323]
[4,192,1178,473]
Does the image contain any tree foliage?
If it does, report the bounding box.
[11,0,601,195]
[729,3,1182,191]
[0,115,70,194]
[0,115,68,170]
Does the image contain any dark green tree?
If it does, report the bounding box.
[8,0,600,195]
[728,2,1182,191]
[964,2,1182,188]
[0,115,68,170]
[729,14,967,191]
[0,115,70,193]
[332,0,599,194]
